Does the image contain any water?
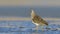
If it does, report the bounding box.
[0,20,60,34]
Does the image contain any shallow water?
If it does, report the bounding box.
[0,20,60,34]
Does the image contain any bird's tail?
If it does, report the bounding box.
[45,23,48,26]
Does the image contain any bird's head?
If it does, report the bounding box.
[31,10,36,18]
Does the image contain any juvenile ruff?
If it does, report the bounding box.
[31,10,48,31]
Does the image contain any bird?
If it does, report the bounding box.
[31,10,48,31]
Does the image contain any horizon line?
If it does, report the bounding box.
[0,17,59,21]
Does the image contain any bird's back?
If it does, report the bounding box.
[32,15,48,26]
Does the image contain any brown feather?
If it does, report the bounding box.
[32,15,48,26]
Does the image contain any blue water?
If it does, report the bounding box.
[0,20,60,34]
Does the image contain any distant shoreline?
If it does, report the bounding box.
[0,17,60,21]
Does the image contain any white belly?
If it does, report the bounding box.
[32,21,39,26]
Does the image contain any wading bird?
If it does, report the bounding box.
[31,10,48,31]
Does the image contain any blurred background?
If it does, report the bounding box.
[0,0,60,18]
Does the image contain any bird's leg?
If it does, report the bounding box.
[34,25,39,32]
[36,25,38,31]
[39,25,44,31]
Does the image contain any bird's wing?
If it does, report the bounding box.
[32,15,48,25]
[32,15,42,23]
[40,18,48,25]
